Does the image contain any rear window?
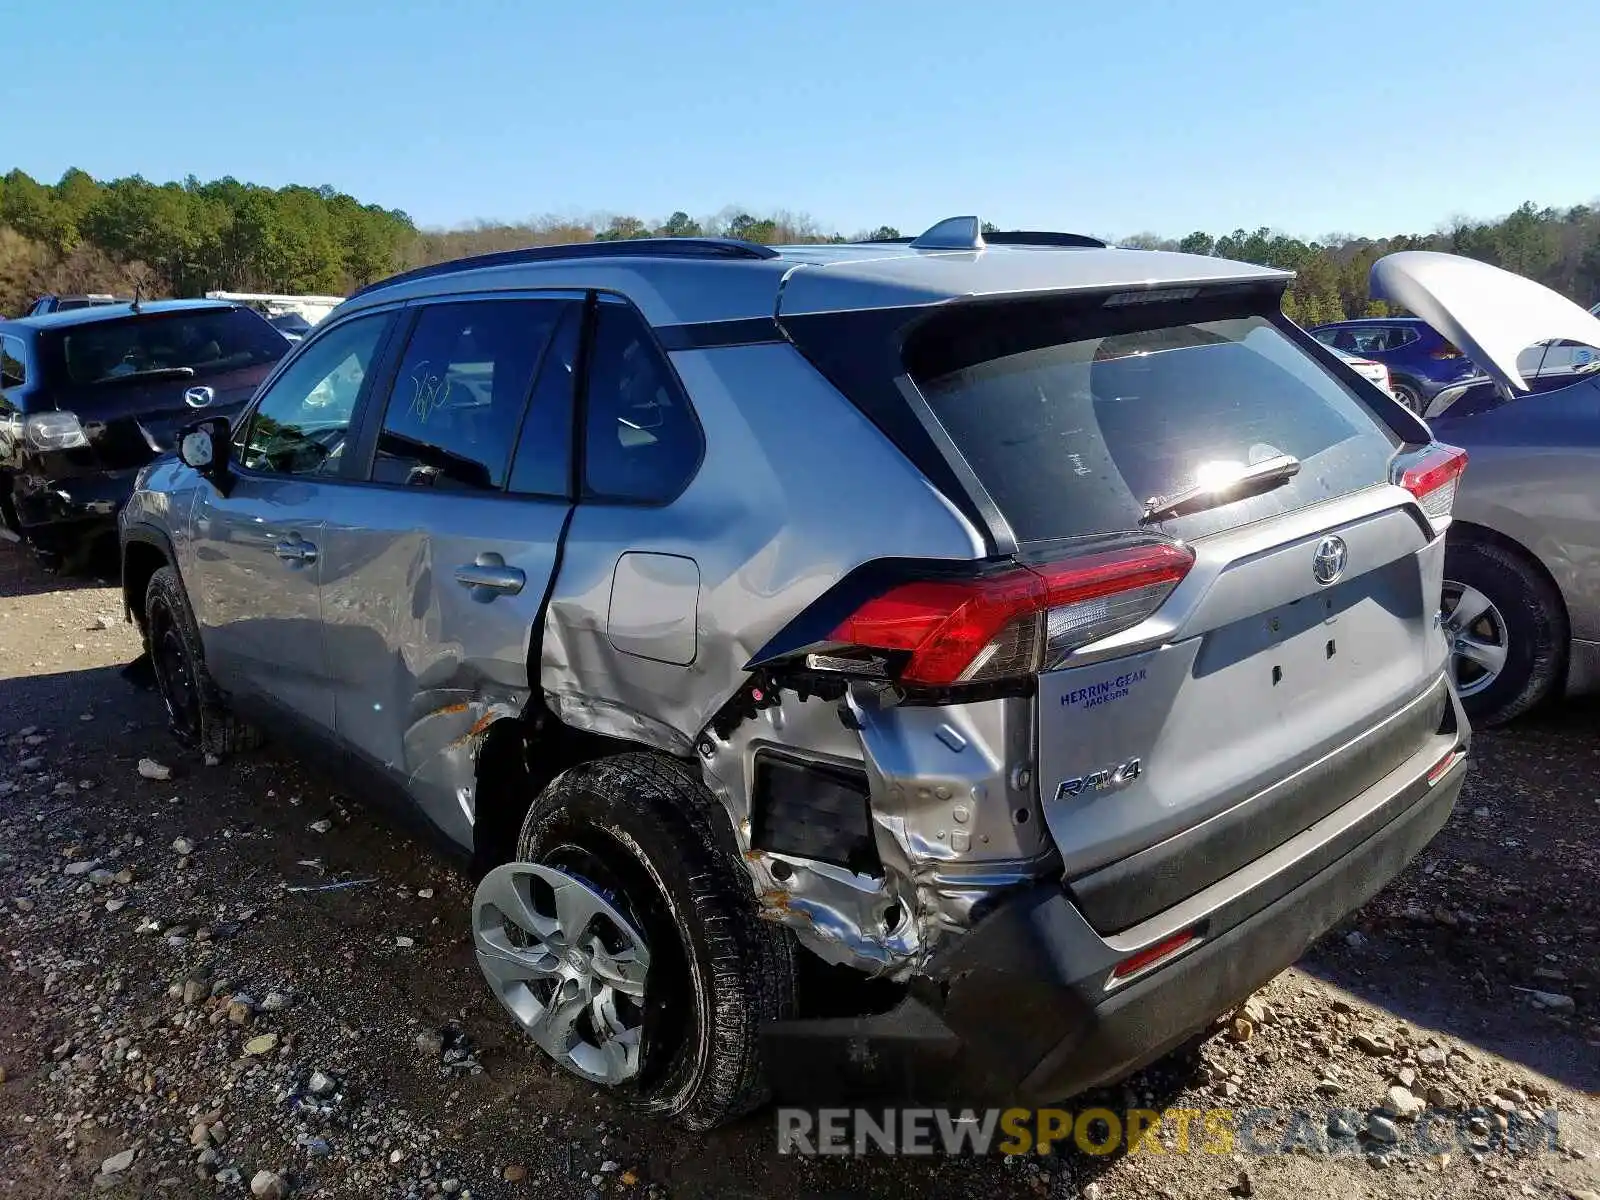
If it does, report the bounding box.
[56,308,289,385]
[910,304,1401,543]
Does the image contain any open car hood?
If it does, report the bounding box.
[1370,251,1600,394]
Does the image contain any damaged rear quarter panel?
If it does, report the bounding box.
[540,341,984,752]
[542,341,1047,975]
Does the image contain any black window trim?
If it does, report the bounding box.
[337,289,587,502]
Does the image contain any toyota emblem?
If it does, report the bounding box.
[1312,535,1348,586]
[184,386,215,409]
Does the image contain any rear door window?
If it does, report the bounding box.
[371,299,565,492]
[910,304,1401,544]
[506,302,581,497]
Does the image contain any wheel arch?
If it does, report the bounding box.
[469,701,718,881]
[121,523,178,632]
[1447,519,1573,704]
[1447,520,1572,637]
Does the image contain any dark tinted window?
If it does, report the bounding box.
[583,302,701,503]
[507,303,581,497]
[0,336,24,388]
[372,300,563,492]
[237,314,388,477]
[911,304,1400,543]
[58,308,289,385]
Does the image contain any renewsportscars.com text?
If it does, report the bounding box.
[776,1106,1561,1157]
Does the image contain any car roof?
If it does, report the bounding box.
[4,298,242,332]
[340,225,1291,330]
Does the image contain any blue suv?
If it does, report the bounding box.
[1307,317,1485,414]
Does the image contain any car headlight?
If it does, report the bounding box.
[25,411,89,451]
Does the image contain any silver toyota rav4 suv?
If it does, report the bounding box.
[119,217,1471,1129]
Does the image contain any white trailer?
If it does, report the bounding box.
[205,292,345,325]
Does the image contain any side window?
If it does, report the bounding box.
[506,303,581,497]
[0,337,24,388]
[236,313,388,477]
[582,302,702,503]
[371,300,562,491]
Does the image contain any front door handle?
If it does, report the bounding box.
[455,552,525,600]
[275,538,318,565]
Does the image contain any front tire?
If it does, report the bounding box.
[480,753,796,1130]
[143,565,260,757]
[1442,539,1567,726]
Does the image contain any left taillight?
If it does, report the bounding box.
[1396,443,1467,531]
[826,542,1195,688]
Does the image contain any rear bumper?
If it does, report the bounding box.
[762,692,1468,1106]
[12,468,139,549]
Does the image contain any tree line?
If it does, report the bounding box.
[2,167,1596,322]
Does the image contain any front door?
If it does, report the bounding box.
[188,311,394,731]
[319,295,581,848]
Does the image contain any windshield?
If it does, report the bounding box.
[57,308,289,385]
[910,304,1402,543]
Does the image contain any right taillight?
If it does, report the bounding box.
[826,542,1194,688]
[1397,443,1468,531]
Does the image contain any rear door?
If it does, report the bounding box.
[318,292,581,848]
[903,293,1452,933]
[188,310,396,731]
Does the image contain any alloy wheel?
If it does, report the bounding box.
[472,857,650,1085]
[1441,580,1509,698]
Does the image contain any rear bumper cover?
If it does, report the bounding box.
[763,691,1468,1106]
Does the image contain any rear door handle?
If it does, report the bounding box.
[274,538,318,564]
[455,552,525,600]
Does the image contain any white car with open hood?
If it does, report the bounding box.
[1371,251,1600,724]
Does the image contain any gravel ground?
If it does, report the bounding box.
[0,543,1596,1200]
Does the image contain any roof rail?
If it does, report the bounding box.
[858,218,1107,251]
[352,237,780,300]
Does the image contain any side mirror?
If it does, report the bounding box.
[177,417,233,494]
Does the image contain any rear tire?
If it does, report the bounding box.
[143,565,262,757]
[1442,539,1566,727]
[506,753,796,1130]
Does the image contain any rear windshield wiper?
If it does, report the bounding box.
[1141,454,1301,523]
[88,366,197,385]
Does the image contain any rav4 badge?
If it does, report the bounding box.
[1055,757,1142,802]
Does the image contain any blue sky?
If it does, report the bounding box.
[6,0,1597,239]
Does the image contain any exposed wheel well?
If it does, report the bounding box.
[469,700,907,1021]
[122,540,170,632]
[470,699,665,879]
